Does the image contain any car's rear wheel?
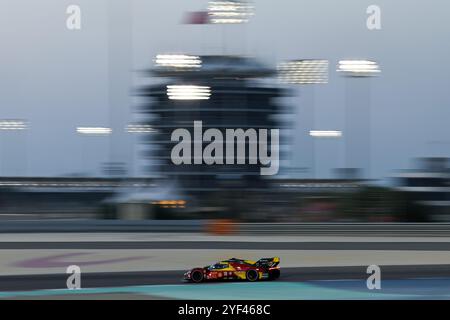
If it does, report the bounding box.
[269,269,280,280]
[246,269,259,282]
[191,270,204,283]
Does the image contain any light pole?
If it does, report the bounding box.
[126,124,156,177]
[278,59,329,179]
[76,127,112,176]
[0,120,29,176]
[337,59,380,180]
[107,1,133,178]
[207,1,254,54]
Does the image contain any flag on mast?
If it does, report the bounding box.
[184,1,253,25]
[184,11,210,24]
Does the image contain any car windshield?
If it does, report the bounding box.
[207,263,228,270]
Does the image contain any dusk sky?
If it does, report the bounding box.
[0,0,449,180]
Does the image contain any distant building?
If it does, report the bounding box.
[138,55,291,210]
[394,158,450,221]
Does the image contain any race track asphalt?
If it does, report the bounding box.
[1,238,450,297]
[2,264,450,292]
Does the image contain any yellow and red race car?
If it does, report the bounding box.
[183,257,281,283]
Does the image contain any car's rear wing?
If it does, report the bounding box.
[256,257,280,268]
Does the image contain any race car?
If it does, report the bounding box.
[183,257,280,283]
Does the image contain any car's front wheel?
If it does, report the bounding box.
[246,269,259,282]
[191,270,204,283]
